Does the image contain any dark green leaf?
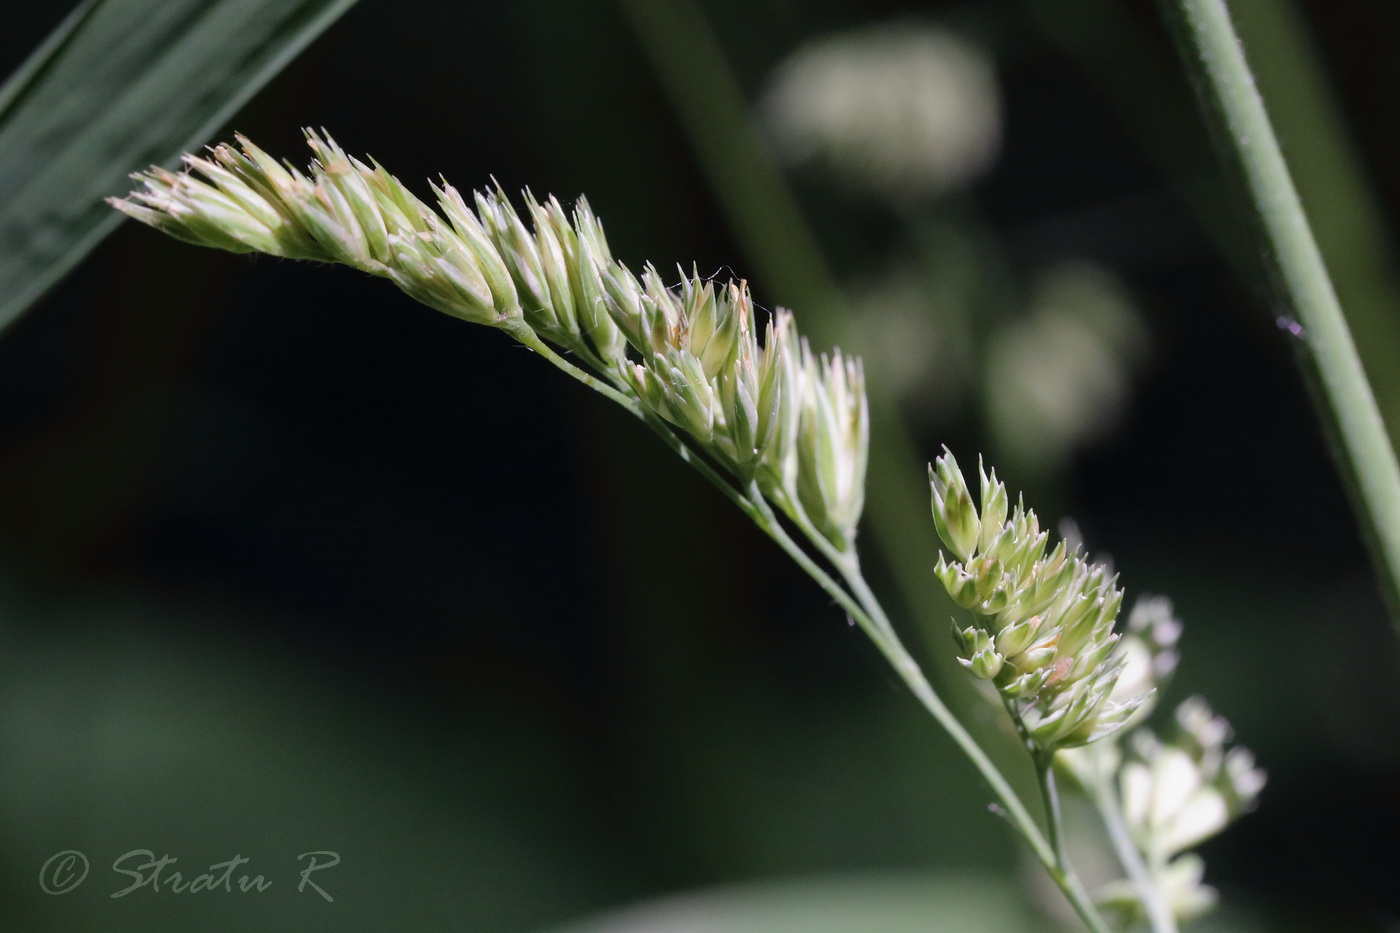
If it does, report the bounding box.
[549,874,1036,933]
[0,0,359,329]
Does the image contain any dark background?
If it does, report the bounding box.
[1,1,1398,930]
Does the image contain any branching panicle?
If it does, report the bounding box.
[112,130,1260,933]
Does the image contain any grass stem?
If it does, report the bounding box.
[517,320,1113,931]
[1160,0,1400,626]
[1089,771,1179,933]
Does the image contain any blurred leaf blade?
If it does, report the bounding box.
[547,874,1037,933]
[0,0,102,118]
[0,0,359,330]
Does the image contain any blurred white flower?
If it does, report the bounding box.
[847,262,971,420]
[760,23,1001,203]
[983,262,1147,470]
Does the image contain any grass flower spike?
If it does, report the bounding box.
[930,449,1148,752]
[110,132,868,550]
[112,130,1259,933]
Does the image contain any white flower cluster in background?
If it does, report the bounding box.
[1097,697,1266,924]
[983,263,1149,470]
[760,23,1001,204]
[1060,598,1264,927]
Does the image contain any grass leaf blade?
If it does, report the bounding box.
[0,0,359,329]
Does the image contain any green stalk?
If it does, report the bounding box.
[1033,753,1069,872]
[1023,0,1400,443]
[509,323,870,631]
[1230,0,1400,448]
[515,322,1112,933]
[504,321,635,408]
[1088,772,1178,933]
[997,700,1116,933]
[793,500,1112,931]
[847,560,1111,933]
[767,516,1115,933]
[1031,754,1112,933]
[1160,0,1400,625]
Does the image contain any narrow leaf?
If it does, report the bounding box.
[0,0,360,329]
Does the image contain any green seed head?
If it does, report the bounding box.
[113,131,872,640]
[929,449,1142,752]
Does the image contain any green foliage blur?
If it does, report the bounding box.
[2,1,1399,931]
